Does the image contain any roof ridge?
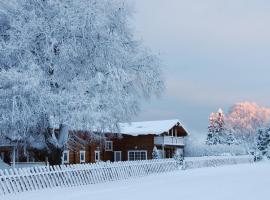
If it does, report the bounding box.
[120,119,180,124]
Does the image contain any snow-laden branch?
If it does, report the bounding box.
[0,0,164,164]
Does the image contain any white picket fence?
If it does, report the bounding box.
[0,159,178,196]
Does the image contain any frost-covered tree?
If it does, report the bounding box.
[206,109,227,145]
[206,112,219,145]
[226,102,270,150]
[224,131,236,146]
[206,108,236,145]
[173,149,183,167]
[256,128,270,160]
[152,146,161,159]
[0,0,163,165]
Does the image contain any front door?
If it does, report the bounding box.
[114,151,122,162]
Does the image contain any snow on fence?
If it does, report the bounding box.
[0,159,177,196]
[183,155,254,170]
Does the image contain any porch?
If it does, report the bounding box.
[154,136,184,146]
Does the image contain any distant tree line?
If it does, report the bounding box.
[206,102,270,160]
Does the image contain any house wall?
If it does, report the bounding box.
[66,124,188,164]
[112,135,155,161]
[66,131,104,164]
[67,143,100,164]
[66,134,156,164]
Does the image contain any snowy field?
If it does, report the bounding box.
[4,162,270,200]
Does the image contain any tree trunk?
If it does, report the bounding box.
[45,123,69,166]
[47,147,63,166]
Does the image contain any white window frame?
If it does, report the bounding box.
[80,150,86,163]
[63,150,69,164]
[128,150,147,161]
[95,150,100,162]
[105,141,113,151]
[114,151,122,162]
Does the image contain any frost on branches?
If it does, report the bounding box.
[206,112,220,145]
[206,109,235,145]
[0,0,163,165]
[255,128,270,160]
[173,148,184,167]
[226,102,270,150]
[152,146,161,159]
[206,102,270,153]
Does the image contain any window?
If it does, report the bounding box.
[80,150,86,163]
[128,151,147,161]
[105,141,113,151]
[95,151,100,162]
[63,150,69,164]
[114,151,122,162]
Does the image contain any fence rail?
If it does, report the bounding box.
[0,159,178,196]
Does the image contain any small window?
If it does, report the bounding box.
[128,151,147,161]
[63,150,69,164]
[80,150,86,163]
[105,141,113,151]
[95,151,100,162]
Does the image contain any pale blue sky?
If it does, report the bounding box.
[132,0,270,133]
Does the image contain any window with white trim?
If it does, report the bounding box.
[80,150,86,163]
[105,141,113,151]
[128,151,147,161]
[63,150,69,164]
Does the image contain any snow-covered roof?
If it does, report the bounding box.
[119,119,188,136]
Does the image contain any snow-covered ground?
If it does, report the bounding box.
[4,162,270,200]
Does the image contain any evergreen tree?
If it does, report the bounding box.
[256,128,270,160]
[225,131,236,145]
[206,112,218,145]
[206,109,225,145]
[206,108,236,145]
[152,146,160,159]
[173,149,184,167]
[216,108,226,143]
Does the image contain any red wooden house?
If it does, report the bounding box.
[0,119,189,167]
[63,119,189,164]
